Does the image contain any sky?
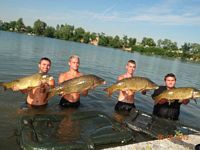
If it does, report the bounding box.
[0,0,200,46]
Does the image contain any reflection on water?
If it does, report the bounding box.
[56,108,81,143]
[0,31,200,148]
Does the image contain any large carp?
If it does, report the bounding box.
[104,76,159,96]
[153,87,200,104]
[0,73,53,91]
[47,74,105,99]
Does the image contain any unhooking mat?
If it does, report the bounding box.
[125,109,200,139]
[17,111,134,150]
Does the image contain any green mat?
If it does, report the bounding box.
[17,111,134,150]
[125,109,200,139]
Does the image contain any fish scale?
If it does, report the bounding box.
[47,74,105,99]
[153,87,200,104]
[104,76,159,96]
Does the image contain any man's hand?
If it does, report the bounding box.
[82,90,88,96]
[39,83,50,93]
[59,91,65,97]
[126,90,134,96]
[158,98,168,104]
[11,85,28,94]
[11,85,19,91]
[182,99,190,105]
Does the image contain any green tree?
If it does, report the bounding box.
[106,36,114,47]
[0,20,3,29]
[73,27,85,42]
[26,26,33,33]
[33,19,47,35]
[157,39,162,48]
[190,43,200,54]
[181,43,191,53]
[98,33,108,46]
[122,35,128,48]
[0,22,10,31]
[16,18,25,32]
[111,35,123,48]
[83,32,90,43]
[128,37,136,47]
[141,37,156,47]
[57,24,74,40]
[157,39,178,50]
[9,21,16,31]
[90,32,97,41]
[44,26,55,38]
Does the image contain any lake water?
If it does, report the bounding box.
[0,31,200,149]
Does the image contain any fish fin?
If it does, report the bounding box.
[46,92,54,100]
[27,87,34,91]
[0,82,7,91]
[46,88,58,100]
[103,88,112,97]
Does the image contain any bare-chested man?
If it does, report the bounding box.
[13,57,55,107]
[114,60,136,113]
[58,55,88,108]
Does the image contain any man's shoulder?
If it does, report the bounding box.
[59,72,67,77]
[154,86,167,92]
[78,72,83,76]
[158,86,167,90]
[152,86,167,98]
[118,74,125,80]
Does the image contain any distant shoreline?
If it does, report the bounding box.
[1,18,200,62]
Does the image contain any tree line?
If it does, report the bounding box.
[0,18,200,62]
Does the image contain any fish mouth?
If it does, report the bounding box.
[193,91,200,98]
[102,81,106,85]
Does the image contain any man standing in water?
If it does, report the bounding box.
[13,57,55,107]
[152,73,189,120]
[58,55,88,108]
[114,60,137,113]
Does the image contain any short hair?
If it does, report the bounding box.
[39,57,51,64]
[68,55,80,62]
[164,73,176,81]
[127,60,136,65]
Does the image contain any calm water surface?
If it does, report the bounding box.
[0,31,200,149]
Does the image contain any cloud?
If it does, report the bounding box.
[73,0,200,26]
[17,0,200,26]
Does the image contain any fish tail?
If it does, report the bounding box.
[104,87,113,97]
[46,88,57,100]
[0,82,7,91]
[194,99,197,104]
[153,97,159,105]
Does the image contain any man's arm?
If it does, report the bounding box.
[181,99,190,105]
[151,86,168,104]
[58,73,65,84]
[82,90,88,96]
[48,78,55,88]
[12,85,28,94]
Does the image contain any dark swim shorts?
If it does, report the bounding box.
[115,101,136,113]
[20,102,47,110]
[59,97,80,108]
